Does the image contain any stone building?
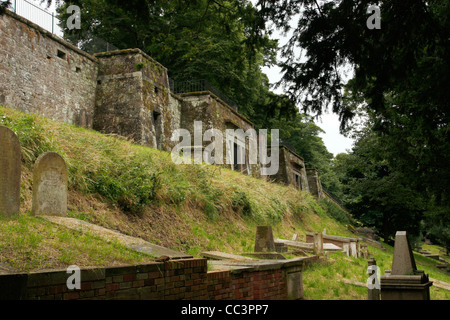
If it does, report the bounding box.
[0,9,316,191]
[269,146,310,192]
[306,168,324,198]
[94,49,181,151]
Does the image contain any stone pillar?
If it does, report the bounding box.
[368,257,380,300]
[380,231,433,300]
[342,243,350,256]
[32,152,68,216]
[313,232,323,255]
[0,126,21,217]
[254,226,275,252]
[350,241,358,258]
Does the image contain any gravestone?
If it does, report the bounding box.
[292,233,298,241]
[342,243,350,256]
[391,231,417,275]
[0,126,21,217]
[350,241,358,258]
[380,231,433,300]
[254,226,275,252]
[313,232,323,255]
[32,152,68,216]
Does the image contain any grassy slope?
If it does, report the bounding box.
[0,106,448,299]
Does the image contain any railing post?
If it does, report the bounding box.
[14,0,17,13]
[51,12,54,34]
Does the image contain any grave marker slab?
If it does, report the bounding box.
[391,231,416,275]
[0,126,21,217]
[254,226,275,252]
[32,152,68,216]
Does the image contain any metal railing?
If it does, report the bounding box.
[321,184,347,211]
[7,0,118,54]
[170,79,239,112]
[9,0,62,35]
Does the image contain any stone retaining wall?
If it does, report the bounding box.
[0,258,303,300]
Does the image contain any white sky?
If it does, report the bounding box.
[254,0,355,157]
[261,64,355,157]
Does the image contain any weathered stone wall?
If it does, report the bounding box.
[0,10,98,128]
[306,168,324,198]
[269,147,309,193]
[0,258,303,300]
[94,49,181,151]
[179,92,260,176]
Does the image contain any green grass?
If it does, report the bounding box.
[0,213,154,272]
[1,106,449,300]
[302,243,450,300]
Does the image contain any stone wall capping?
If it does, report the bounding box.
[94,48,167,72]
[178,91,254,126]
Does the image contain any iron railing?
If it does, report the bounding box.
[7,0,118,54]
[321,184,347,211]
[9,0,62,35]
[170,79,239,112]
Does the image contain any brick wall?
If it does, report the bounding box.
[207,268,290,300]
[0,258,303,300]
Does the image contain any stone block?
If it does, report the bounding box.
[32,152,68,216]
[0,126,21,217]
[254,226,275,252]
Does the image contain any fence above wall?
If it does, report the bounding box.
[170,79,239,112]
[9,0,61,35]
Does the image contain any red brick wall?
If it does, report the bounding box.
[207,268,286,300]
[1,258,296,300]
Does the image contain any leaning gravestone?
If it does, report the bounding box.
[313,232,323,255]
[0,126,21,217]
[254,226,276,252]
[32,152,68,216]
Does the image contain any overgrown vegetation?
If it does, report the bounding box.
[0,106,353,268]
[0,106,448,300]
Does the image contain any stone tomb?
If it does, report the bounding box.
[380,231,433,300]
[32,152,68,216]
[0,126,21,217]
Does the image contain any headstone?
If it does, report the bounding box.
[380,231,433,300]
[0,126,21,217]
[292,233,298,241]
[32,152,68,216]
[350,241,358,258]
[313,232,323,255]
[342,243,350,256]
[391,231,416,275]
[254,226,275,252]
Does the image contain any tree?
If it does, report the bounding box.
[54,0,277,119]
[336,126,425,242]
[255,0,449,245]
